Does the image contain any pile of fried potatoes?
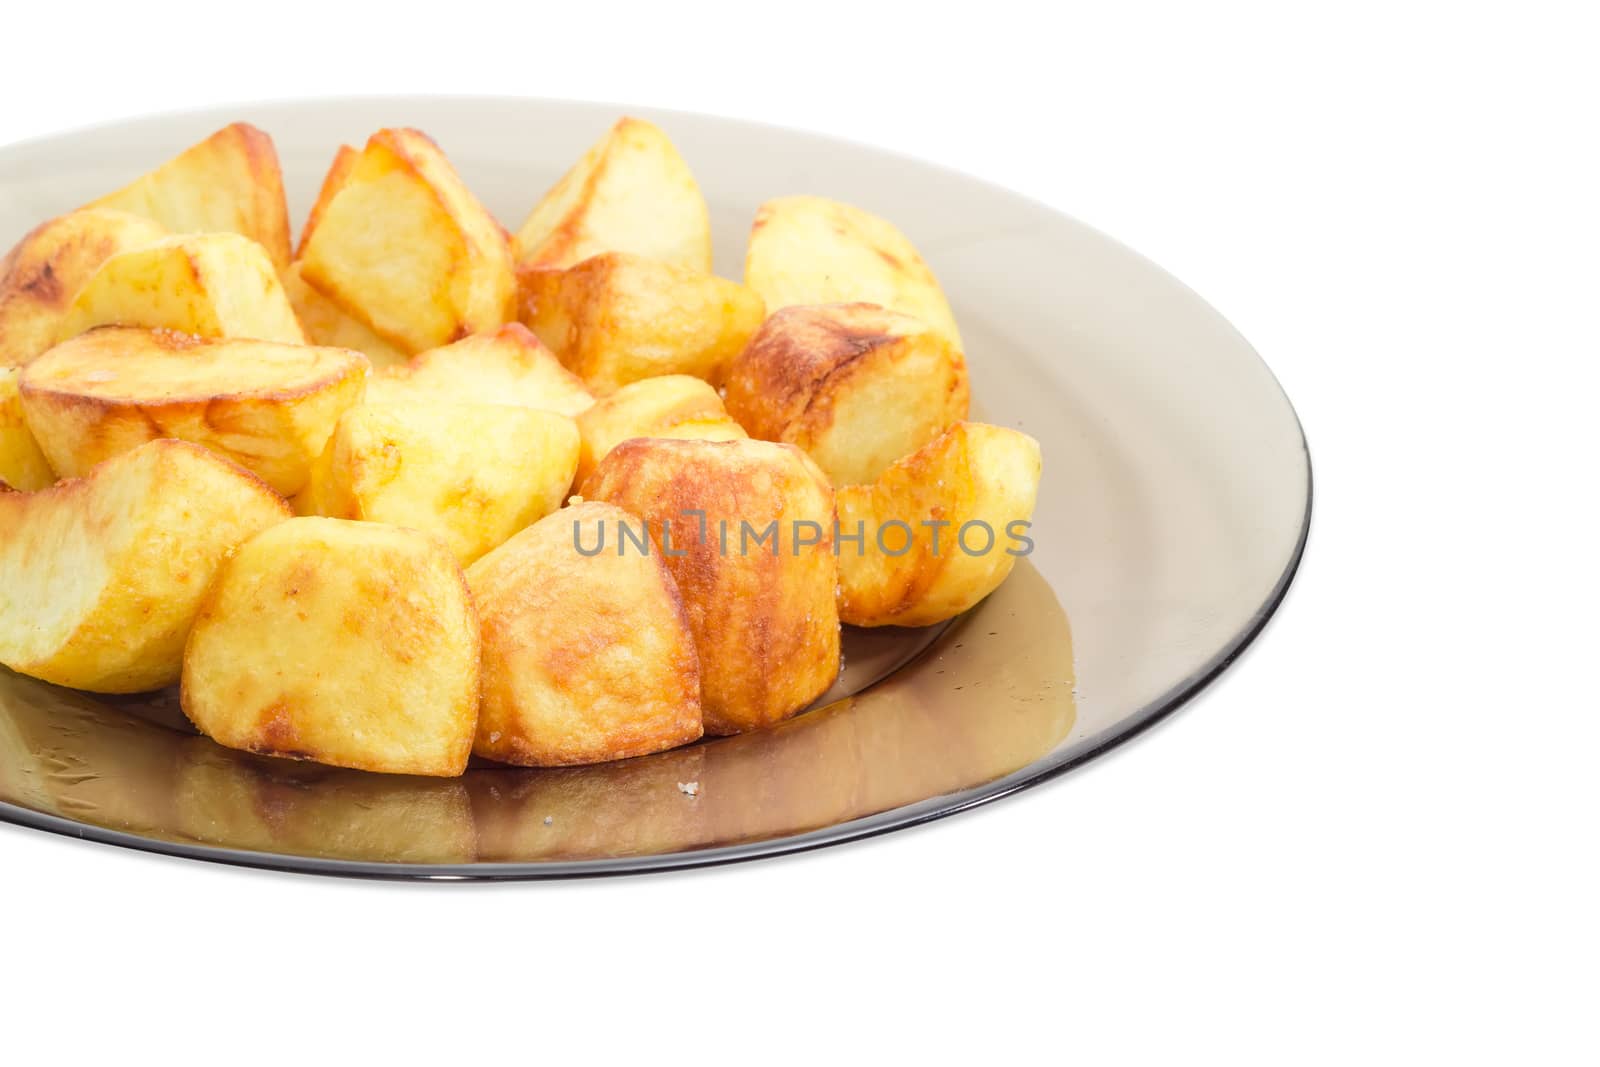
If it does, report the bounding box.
[0,118,1042,776]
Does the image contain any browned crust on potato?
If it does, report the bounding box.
[0,209,168,368]
[723,302,970,485]
[581,437,840,735]
[724,303,898,441]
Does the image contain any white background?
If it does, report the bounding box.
[1,2,1595,1062]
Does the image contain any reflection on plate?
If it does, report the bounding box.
[0,560,1073,865]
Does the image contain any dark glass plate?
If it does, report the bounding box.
[0,97,1310,878]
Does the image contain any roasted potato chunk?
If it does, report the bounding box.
[583,438,840,734]
[86,122,292,273]
[513,117,711,273]
[365,323,593,416]
[1,368,52,491]
[724,303,969,486]
[20,327,367,495]
[467,501,703,766]
[0,439,290,692]
[282,261,408,369]
[295,402,579,565]
[521,252,765,394]
[574,374,746,486]
[836,422,1041,627]
[745,195,963,348]
[58,233,304,345]
[181,517,479,777]
[298,128,514,355]
[281,146,414,367]
[296,144,359,258]
[0,208,168,368]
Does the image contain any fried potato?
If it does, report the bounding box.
[0,439,290,692]
[724,303,969,486]
[279,147,416,367]
[180,517,479,777]
[296,144,358,258]
[0,208,168,368]
[745,195,963,348]
[574,374,746,486]
[365,323,593,416]
[295,402,579,565]
[836,422,1041,627]
[513,117,711,274]
[86,122,291,272]
[583,437,840,734]
[282,261,408,369]
[1,368,52,491]
[298,128,514,355]
[467,501,703,766]
[521,251,765,394]
[20,327,367,495]
[58,233,304,345]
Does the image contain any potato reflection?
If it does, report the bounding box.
[0,560,1074,866]
[174,741,476,864]
[470,746,707,861]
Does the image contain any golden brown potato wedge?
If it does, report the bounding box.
[745,195,963,348]
[582,437,840,735]
[520,251,765,394]
[296,144,359,258]
[298,128,514,355]
[86,122,292,273]
[574,374,746,486]
[513,117,711,273]
[365,323,593,416]
[280,146,418,366]
[20,327,367,495]
[295,402,579,565]
[836,422,1041,627]
[181,517,479,777]
[0,208,169,369]
[467,501,703,766]
[724,303,970,486]
[281,261,408,369]
[58,233,304,345]
[0,439,290,692]
[1,368,52,491]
